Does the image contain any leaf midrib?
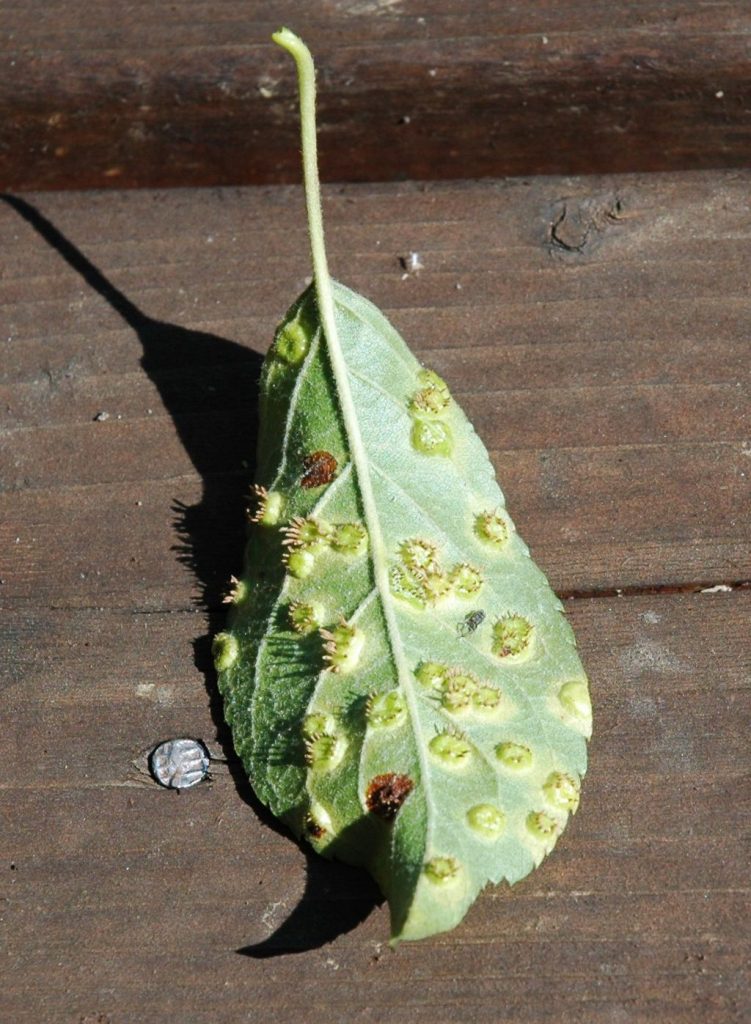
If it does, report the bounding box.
[320,292,437,866]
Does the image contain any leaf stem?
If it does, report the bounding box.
[272,28,337,339]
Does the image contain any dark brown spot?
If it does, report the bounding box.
[366,773,414,821]
[301,451,338,488]
[304,814,326,840]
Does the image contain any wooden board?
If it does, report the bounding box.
[3,1,751,191]
[1,173,749,1022]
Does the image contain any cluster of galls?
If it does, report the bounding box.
[408,369,454,457]
[280,514,368,579]
[416,660,502,717]
[389,537,483,610]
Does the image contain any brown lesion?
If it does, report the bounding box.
[365,773,414,821]
[300,450,338,488]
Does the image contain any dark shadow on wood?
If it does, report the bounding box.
[1,192,380,953]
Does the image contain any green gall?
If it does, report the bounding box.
[250,484,284,526]
[289,600,323,635]
[495,741,533,769]
[389,565,427,609]
[285,548,315,579]
[466,803,505,840]
[415,661,451,689]
[282,515,332,553]
[543,771,580,812]
[429,731,472,768]
[409,382,450,417]
[212,632,239,671]
[302,712,336,741]
[526,811,560,845]
[418,369,450,400]
[222,575,248,606]
[420,569,452,604]
[558,681,592,722]
[274,319,310,365]
[305,732,346,772]
[449,562,484,599]
[440,684,472,714]
[424,855,461,886]
[447,671,478,696]
[398,538,439,571]
[321,620,364,674]
[304,802,333,842]
[367,690,407,729]
[474,510,510,549]
[331,521,368,557]
[472,685,502,714]
[492,614,534,659]
[410,418,453,457]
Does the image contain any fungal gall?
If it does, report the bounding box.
[274,319,310,366]
[558,680,592,722]
[285,548,315,579]
[474,510,510,549]
[304,802,333,841]
[282,516,332,552]
[450,563,484,599]
[212,632,238,671]
[389,565,426,609]
[398,538,439,572]
[423,855,461,886]
[365,773,414,821]
[320,620,364,674]
[305,732,346,772]
[542,771,580,813]
[429,731,472,768]
[367,690,407,729]
[526,810,560,845]
[419,568,452,604]
[472,684,502,714]
[495,741,533,769]
[330,521,368,557]
[249,484,284,526]
[289,600,323,635]
[492,614,534,658]
[466,803,505,840]
[301,450,338,488]
[418,369,450,401]
[415,661,451,689]
[410,419,453,457]
[302,711,336,741]
[409,377,450,417]
[222,574,248,605]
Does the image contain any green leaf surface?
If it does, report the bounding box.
[215,29,591,944]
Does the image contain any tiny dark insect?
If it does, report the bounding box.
[457,609,486,638]
[366,773,414,821]
[300,450,338,488]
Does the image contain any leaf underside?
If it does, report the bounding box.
[217,281,591,943]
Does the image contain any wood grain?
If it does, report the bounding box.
[2,1,751,191]
[1,173,749,1022]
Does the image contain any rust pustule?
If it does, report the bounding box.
[301,450,338,488]
[366,773,414,821]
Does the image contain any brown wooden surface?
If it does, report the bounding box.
[3,1,751,192]
[1,172,749,1022]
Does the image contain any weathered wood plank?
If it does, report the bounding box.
[1,174,749,601]
[0,173,749,1021]
[2,594,749,1022]
[2,1,751,190]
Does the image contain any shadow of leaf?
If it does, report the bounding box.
[3,192,380,953]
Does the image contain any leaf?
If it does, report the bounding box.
[214,29,592,944]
